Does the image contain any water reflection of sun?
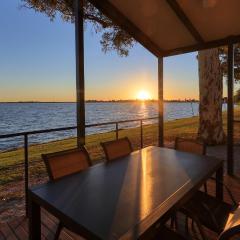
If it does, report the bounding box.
[137,90,151,101]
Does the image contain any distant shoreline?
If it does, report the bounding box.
[0,100,199,103]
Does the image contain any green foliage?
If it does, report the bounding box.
[21,0,135,56]
[234,88,240,103]
[219,44,240,81]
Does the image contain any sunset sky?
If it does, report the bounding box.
[0,1,227,102]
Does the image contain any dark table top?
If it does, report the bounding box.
[30,146,223,240]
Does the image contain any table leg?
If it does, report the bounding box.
[216,165,223,201]
[28,192,41,240]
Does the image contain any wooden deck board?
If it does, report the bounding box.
[0,222,18,240]
[1,174,240,240]
[0,231,5,240]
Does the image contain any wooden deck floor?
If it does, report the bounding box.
[1,174,240,240]
[0,208,84,240]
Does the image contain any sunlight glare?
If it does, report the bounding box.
[137,90,151,101]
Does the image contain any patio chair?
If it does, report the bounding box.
[155,226,189,240]
[175,138,238,239]
[183,185,238,237]
[175,137,207,192]
[174,137,206,155]
[155,215,240,240]
[42,147,92,181]
[42,147,92,240]
[101,137,133,162]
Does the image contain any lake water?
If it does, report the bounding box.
[0,102,219,151]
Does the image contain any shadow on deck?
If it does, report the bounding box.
[207,144,240,176]
[0,208,83,240]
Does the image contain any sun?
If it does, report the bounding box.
[137,90,151,101]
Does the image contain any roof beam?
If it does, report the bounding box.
[87,0,163,57]
[163,35,240,57]
[166,0,204,43]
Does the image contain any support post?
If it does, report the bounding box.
[227,43,234,175]
[28,192,41,240]
[75,0,85,147]
[140,120,143,148]
[116,123,119,140]
[216,165,224,200]
[24,134,29,217]
[158,57,164,147]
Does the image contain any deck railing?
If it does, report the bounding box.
[0,116,159,216]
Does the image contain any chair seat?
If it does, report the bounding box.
[183,190,233,233]
[155,226,188,240]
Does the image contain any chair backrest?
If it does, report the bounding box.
[174,137,206,155]
[42,147,91,181]
[101,137,133,162]
[218,206,240,240]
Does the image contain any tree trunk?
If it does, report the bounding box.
[198,48,225,145]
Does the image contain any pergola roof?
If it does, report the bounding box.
[89,0,240,57]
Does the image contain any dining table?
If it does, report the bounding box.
[28,146,223,240]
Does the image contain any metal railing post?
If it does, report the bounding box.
[116,123,119,140]
[24,134,29,217]
[140,120,143,148]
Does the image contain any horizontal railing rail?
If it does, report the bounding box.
[0,116,159,216]
[0,116,158,139]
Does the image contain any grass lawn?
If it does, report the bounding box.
[0,116,199,184]
[1,109,240,212]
